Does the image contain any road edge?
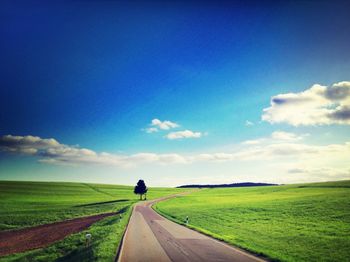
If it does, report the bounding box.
[114,205,135,262]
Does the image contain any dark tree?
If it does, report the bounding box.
[134,180,148,200]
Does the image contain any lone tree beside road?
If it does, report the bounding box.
[134,180,148,200]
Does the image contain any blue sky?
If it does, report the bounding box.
[1,0,350,186]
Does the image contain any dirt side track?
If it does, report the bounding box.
[0,212,118,257]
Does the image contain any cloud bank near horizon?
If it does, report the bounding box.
[1,134,349,181]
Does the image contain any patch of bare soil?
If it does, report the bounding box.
[0,212,118,257]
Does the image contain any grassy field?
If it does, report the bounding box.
[154,180,350,262]
[0,181,185,262]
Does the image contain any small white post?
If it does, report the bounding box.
[85,233,92,247]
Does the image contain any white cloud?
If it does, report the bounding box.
[1,134,349,182]
[145,127,158,133]
[190,153,235,162]
[287,168,304,174]
[144,119,203,141]
[151,118,179,130]
[271,131,307,141]
[242,139,264,145]
[3,133,347,166]
[0,135,60,155]
[0,134,189,167]
[262,81,350,126]
[245,120,254,126]
[286,167,350,181]
[143,118,179,133]
[165,130,202,140]
[242,131,307,145]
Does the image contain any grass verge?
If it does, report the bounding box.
[154,181,350,262]
[0,181,186,261]
[1,206,132,262]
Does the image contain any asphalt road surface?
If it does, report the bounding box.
[118,196,265,262]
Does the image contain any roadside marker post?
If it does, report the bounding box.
[85,233,92,247]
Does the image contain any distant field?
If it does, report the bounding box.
[0,181,184,261]
[155,180,350,262]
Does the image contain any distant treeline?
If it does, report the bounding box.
[177,182,278,188]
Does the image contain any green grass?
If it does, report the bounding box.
[0,181,184,262]
[154,180,350,262]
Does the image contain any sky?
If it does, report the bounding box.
[1,0,350,186]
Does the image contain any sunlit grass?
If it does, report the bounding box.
[0,181,184,261]
[155,181,350,262]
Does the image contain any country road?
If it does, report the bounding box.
[117,195,265,262]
